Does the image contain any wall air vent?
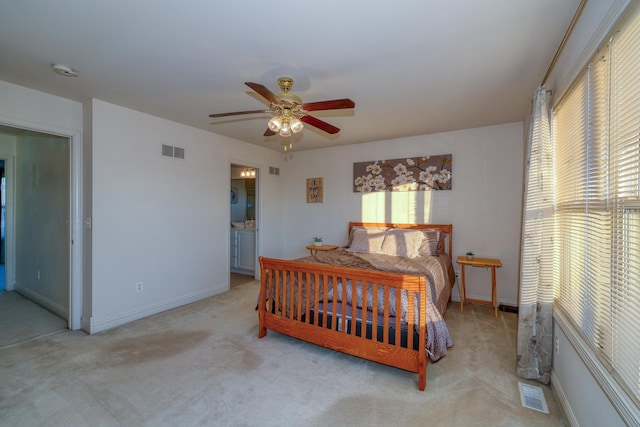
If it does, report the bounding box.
[269,166,280,176]
[162,144,185,159]
[162,144,173,157]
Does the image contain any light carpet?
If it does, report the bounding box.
[0,280,566,426]
[0,290,67,348]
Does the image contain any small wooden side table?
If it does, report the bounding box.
[456,256,503,317]
[306,245,339,255]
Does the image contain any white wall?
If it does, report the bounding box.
[552,321,625,426]
[0,80,287,333]
[0,81,83,134]
[89,100,285,332]
[280,122,524,306]
[0,133,17,153]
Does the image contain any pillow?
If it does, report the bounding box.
[346,228,387,254]
[418,229,440,256]
[380,228,424,258]
[347,226,388,247]
[437,232,449,254]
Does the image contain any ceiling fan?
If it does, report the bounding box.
[209,77,355,141]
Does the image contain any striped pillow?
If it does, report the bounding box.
[418,229,440,256]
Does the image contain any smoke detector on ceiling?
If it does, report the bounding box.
[51,64,78,77]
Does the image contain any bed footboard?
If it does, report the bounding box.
[258,256,429,391]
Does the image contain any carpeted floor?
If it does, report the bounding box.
[0,291,67,348]
[0,279,567,426]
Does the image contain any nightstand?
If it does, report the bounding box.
[456,256,503,317]
[306,245,339,255]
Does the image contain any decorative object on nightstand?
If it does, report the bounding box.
[466,251,474,260]
[312,236,323,246]
[456,255,503,317]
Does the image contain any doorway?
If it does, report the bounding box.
[0,124,76,338]
[230,164,259,284]
[1,160,5,291]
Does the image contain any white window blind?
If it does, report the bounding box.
[553,3,640,405]
[609,6,640,402]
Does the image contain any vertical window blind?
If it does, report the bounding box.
[553,3,640,405]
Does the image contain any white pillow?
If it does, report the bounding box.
[347,226,388,247]
[380,228,424,258]
[347,228,387,253]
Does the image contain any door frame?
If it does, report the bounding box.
[0,117,83,330]
[0,155,15,293]
[230,161,260,281]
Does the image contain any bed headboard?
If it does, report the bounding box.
[348,222,453,258]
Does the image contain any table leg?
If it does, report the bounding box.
[491,266,497,317]
[460,264,466,312]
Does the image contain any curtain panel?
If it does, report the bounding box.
[516,86,555,384]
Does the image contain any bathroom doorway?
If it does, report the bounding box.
[230,164,259,284]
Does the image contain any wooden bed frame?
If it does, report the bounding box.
[257,222,453,391]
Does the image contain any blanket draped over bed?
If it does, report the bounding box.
[285,248,454,361]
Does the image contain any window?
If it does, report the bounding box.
[553,3,640,406]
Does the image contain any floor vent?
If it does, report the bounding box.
[162,144,185,159]
[519,382,549,414]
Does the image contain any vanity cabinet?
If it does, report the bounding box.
[230,229,255,273]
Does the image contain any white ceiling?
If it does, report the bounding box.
[0,1,580,151]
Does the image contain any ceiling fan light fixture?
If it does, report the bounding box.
[290,117,304,133]
[209,77,355,148]
[279,125,292,137]
[268,116,282,132]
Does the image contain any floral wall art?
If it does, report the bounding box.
[353,155,452,192]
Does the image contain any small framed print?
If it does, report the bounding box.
[306,177,323,203]
[230,187,238,204]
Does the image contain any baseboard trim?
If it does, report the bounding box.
[551,371,578,427]
[450,288,517,308]
[88,286,225,334]
[80,317,91,333]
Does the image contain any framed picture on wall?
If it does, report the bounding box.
[231,187,238,204]
[306,177,323,203]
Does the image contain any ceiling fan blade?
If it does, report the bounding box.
[209,109,267,118]
[245,82,282,105]
[300,115,340,134]
[264,128,276,136]
[302,98,355,112]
